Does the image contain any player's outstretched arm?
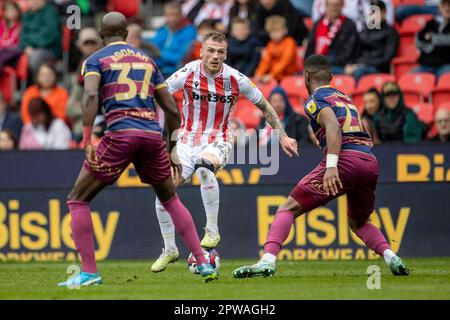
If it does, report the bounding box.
[82,74,100,164]
[317,107,343,197]
[255,96,299,158]
[155,87,182,177]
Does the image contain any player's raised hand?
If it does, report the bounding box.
[323,167,343,197]
[170,148,183,183]
[85,144,98,166]
[280,136,299,158]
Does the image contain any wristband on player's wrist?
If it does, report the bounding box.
[82,126,93,146]
[326,154,339,168]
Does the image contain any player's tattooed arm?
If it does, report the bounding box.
[255,96,288,138]
[255,96,299,157]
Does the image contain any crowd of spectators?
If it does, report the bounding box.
[0,0,449,152]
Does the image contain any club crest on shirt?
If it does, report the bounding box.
[223,80,231,92]
[306,100,317,114]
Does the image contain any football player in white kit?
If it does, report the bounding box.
[151,31,299,272]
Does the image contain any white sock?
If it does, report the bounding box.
[195,167,219,234]
[262,253,277,264]
[383,249,396,264]
[155,197,177,252]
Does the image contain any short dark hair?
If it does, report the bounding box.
[202,31,227,44]
[304,54,331,73]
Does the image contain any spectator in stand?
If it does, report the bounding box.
[361,88,382,145]
[66,27,102,142]
[230,118,248,147]
[20,0,61,75]
[0,92,22,140]
[256,86,316,146]
[184,19,217,63]
[0,1,22,70]
[0,129,18,150]
[312,0,395,31]
[305,0,359,74]
[229,0,258,33]
[255,0,308,45]
[19,97,71,150]
[21,63,68,125]
[255,15,298,83]
[181,0,205,24]
[413,0,450,79]
[193,0,234,33]
[290,0,314,17]
[429,108,450,143]
[345,0,399,81]
[226,17,261,77]
[52,0,106,27]
[147,1,196,78]
[373,82,423,144]
[126,23,159,59]
[396,0,440,23]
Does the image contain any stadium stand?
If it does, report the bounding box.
[398,72,436,105]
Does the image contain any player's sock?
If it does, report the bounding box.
[195,167,219,233]
[155,198,177,252]
[263,209,295,258]
[382,249,397,265]
[67,200,97,273]
[161,194,207,265]
[355,222,391,257]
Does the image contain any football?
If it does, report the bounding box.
[187,248,220,274]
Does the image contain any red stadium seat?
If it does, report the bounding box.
[400,14,433,35]
[252,77,278,98]
[0,66,16,103]
[399,72,436,105]
[296,46,305,72]
[331,75,356,96]
[432,88,450,110]
[436,73,450,89]
[353,74,395,110]
[108,0,141,18]
[392,54,419,79]
[409,103,434,124]
[15,54,28,92]
[280,75,309,114]
[62,25,72,84]
[435,102,450,112]
[234,97,263,129]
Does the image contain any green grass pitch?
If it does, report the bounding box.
[0,258,449,299]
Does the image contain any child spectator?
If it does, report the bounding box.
[0,1,22,70]
[20,0,61,75]
[305,0,359,74]
[19,97,71,150]
[226,17,261,77]
[0,92,22,140]
[345,0,398,81]
[429,108,450,143]
[362,88,382,145]
[413,0,450,79]
[229,0,258,33]
[373,82,423,144]
[185,19,216,63]
[255,0,308,45]
[254,15,298,83]
[0,129,18,150]
[21,63,69,125]
[148,1,196,78]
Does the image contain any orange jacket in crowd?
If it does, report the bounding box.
[21,85,69,124]
[255,36,299,81]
